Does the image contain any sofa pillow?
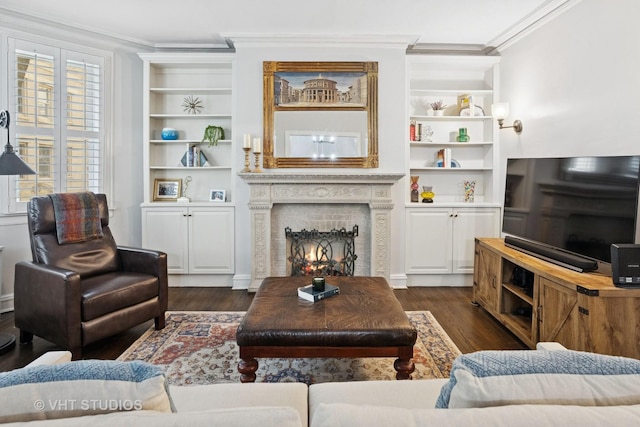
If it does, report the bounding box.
[436,349,640,408]
[0,360,174,422]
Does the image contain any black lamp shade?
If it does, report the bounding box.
[0,110,36,175]
[0,146,36,175]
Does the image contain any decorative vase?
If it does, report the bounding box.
[433,110,444,117]
[456,128,470,142]
[161,128,178,140]
[421,186,435,203]
[410,176,419,202]
[463,180,476,202]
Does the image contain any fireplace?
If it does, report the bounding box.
[240,172,403,292]
[285,226,358,276]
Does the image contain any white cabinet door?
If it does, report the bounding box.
[188,207,235,274]
[405,208,453,274]
[452,208,501,273]
[142,207,189,274]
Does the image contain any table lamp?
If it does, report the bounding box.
[0,109,36,354]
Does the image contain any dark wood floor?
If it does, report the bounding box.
[0,286,526,372]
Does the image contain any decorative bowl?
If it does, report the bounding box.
[161,128,178,140]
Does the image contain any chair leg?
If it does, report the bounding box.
[19,330,33,344]
[155,314,166,330]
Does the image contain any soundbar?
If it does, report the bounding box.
[504,236,599,272]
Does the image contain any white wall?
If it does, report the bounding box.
[499,0,640,160]
[499,0,640,241]
[232,43,409,289]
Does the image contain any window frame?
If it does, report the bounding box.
[2,35,112,215]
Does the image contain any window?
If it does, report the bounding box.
[6,38,108,213]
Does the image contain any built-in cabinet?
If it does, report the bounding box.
[141,205,235,275]
[406,207,500,275]
[405,55,502,285]
[474,238,640,358]
[139,53,236,284]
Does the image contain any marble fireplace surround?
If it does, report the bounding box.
[239,172,404,292]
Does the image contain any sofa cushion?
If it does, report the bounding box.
[436,349,640,408]
[309,379,448,425]
[310,402,640,427]
[169,382,309,427]
[0,360,173,422]
[1,407,302,427]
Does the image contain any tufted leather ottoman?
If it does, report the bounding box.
[236,276,417,382]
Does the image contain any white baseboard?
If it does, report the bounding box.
[232,274,251,291]
[406,274,473,287]
[389,273,408,289]
[168,274,234,287]
[1,292,14,314]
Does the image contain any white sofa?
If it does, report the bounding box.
[3,343,640,426]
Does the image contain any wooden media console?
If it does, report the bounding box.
[473,238,640,359]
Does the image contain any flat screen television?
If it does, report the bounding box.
[502,155,640,273]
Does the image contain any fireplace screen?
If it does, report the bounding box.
[285,226,358,276]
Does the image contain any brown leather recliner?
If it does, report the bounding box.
[14,193,168,360]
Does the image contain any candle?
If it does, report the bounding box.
[243,133,251,149]
[253,137,262,154]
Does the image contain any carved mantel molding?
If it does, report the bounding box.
[240,173,404,291]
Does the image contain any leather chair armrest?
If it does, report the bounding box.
[117,246,168,311]
[14,261,82,350]
[118,246,167,277]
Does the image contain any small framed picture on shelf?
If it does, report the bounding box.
[209,189,226,202]
[153,178,182,201]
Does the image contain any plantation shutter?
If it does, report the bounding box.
[6,38,105,213]
[63,52,103,193]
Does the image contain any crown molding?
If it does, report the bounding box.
[0,6,151,49]
[223,33,420,50]
[488,0,581,53]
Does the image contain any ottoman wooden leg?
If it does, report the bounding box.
[394,358,415,380]
[238,357,258,383]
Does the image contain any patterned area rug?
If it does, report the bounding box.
[118,311,461,386]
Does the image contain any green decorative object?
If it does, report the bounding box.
[456,128,470,142]
[202,125,225,147]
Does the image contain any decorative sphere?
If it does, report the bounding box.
[411,183,419,190]
[161,128,178,140]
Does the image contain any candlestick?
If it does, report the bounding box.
[242,147,251,172]
[252,137,262,154]
[243,133,251,149]
[253,151,263,173]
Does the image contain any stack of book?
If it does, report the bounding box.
[297,283,340,302]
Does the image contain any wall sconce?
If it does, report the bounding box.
[491,103,523,134]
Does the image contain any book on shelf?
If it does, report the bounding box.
[436,148,452,168]
[297,283,340,302]
[180,144,210,167]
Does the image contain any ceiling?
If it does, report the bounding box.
[0,0,573,51]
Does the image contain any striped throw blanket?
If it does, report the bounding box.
[49,192,103,244]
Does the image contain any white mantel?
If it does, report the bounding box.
[240,172,404,291]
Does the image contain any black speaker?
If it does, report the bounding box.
[611,244,640,287]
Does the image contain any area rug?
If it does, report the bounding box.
[117,311,461,386]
